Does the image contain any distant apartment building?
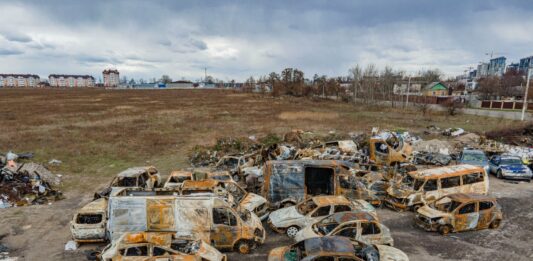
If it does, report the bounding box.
[477,62,489,78]
[0,74,40,88]
[48,74,95,88]
[488,56,506,76]
[519,56,533,73]
[103,69,120,87]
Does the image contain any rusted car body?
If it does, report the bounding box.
[368,132,413,166]
[215,154,255,182]
[96,166,162,198]
[385,164,489,211]
[415,193,502,235]
[107,194,265,254]
[99,232,226,261]
[70,198,108,243]
[163,170,192,188]
[294,211,394,246]
[268,236,409,261]
[267,195,376,238]
[262,160,380,209]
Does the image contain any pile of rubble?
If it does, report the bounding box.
[0,152,63,208]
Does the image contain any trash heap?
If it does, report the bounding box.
[0,152,63,208]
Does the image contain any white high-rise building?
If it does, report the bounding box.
[103,69,120,87]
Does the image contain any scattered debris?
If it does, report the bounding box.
[64,240,78,251]
[48,159,62,166]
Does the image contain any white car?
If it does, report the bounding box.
[268,195,376,238]
[294,211,394,246]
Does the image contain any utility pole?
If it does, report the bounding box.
[521,68,531,121]
[405,75,411,107]
[204,67,207,82]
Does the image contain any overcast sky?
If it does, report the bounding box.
[1,0,532,82]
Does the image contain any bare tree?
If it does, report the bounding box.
[349,65,362,103]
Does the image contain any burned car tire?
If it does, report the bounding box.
[286,226,300,238]
[360,246,380,261]
[235,240,252,254]
[490,219,501,229]
[85,250,99,261]
[438,225,452,235]
[232,174,240,182]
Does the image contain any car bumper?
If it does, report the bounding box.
[267,219,285,234]
[501,172,532,180]
[414,216,438,232]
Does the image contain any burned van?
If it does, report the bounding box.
[385,164,489,211]
[107,193,265,254]
[262,160,378,209]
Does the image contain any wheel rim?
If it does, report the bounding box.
[239,243,250,254]
[287,227,298,237]
[233,175,240,182]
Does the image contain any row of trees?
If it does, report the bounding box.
[477,70,529,100]
[243,66,443,107]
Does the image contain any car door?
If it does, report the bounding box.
[454,202,479,232]
[359,221,382,245]
[477,201,495,229]
[211,207,240,248]
[489,156,500,174]
[330,225,358,242]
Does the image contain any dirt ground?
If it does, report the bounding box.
[0,89,531,260]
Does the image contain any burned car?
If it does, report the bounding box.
[415,193,502,235]
[294,211,394,246]
[268,236,409,261]
[368,132,413,167]
[262,160,380,210]
[215,154,255,182]
[385,164,489,211]
[268,195,376,238]
[107,194,265,254]
[70,198,108,243]
[95,166,162,198]
[100,231,226,261]
[163,170,192,188]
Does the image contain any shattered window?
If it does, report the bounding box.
[463,173,484,184]
[125,246,148,256]
[423,179,437,191]
[298,199,318,215]
[413,179,424,191]
[361,222,380,235]
[335,227,357,238]
[440,176,461,189]
[312,206,331,217]
[117,177,137,187]
[76,214,102,224]
[153,247,168,256]
[213,208,237,226]
[333,205,351,213]
[458,203,476,214]
[375,142,389,154]
[479,201,493,211]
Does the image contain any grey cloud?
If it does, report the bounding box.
[0,48,24,55]
[1,31,32,43]
[188,38,207,50]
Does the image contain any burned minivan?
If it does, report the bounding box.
[385,165,489,211]
[262,160,379,209]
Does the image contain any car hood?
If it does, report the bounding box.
[196,240,226,261]
[375,245,410,261]
[268,247,288,261]
[387,186,413,199]
[417,205,446,219]
[269,206,303,226]
[460,160,487,167]
[240,193,267,211]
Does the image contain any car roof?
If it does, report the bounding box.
[462,149,484,154]
[181,179,219,189]
[267,160,351,168]
[117,166,157,178]
[327,211,376,223]
[169,170,192,177]
[312,196,351,206]
[304,236,355,257]
[446,193,496,203]
[408,164,483,179]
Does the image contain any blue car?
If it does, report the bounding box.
[489,155,533,181]
[458,149,489,173]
